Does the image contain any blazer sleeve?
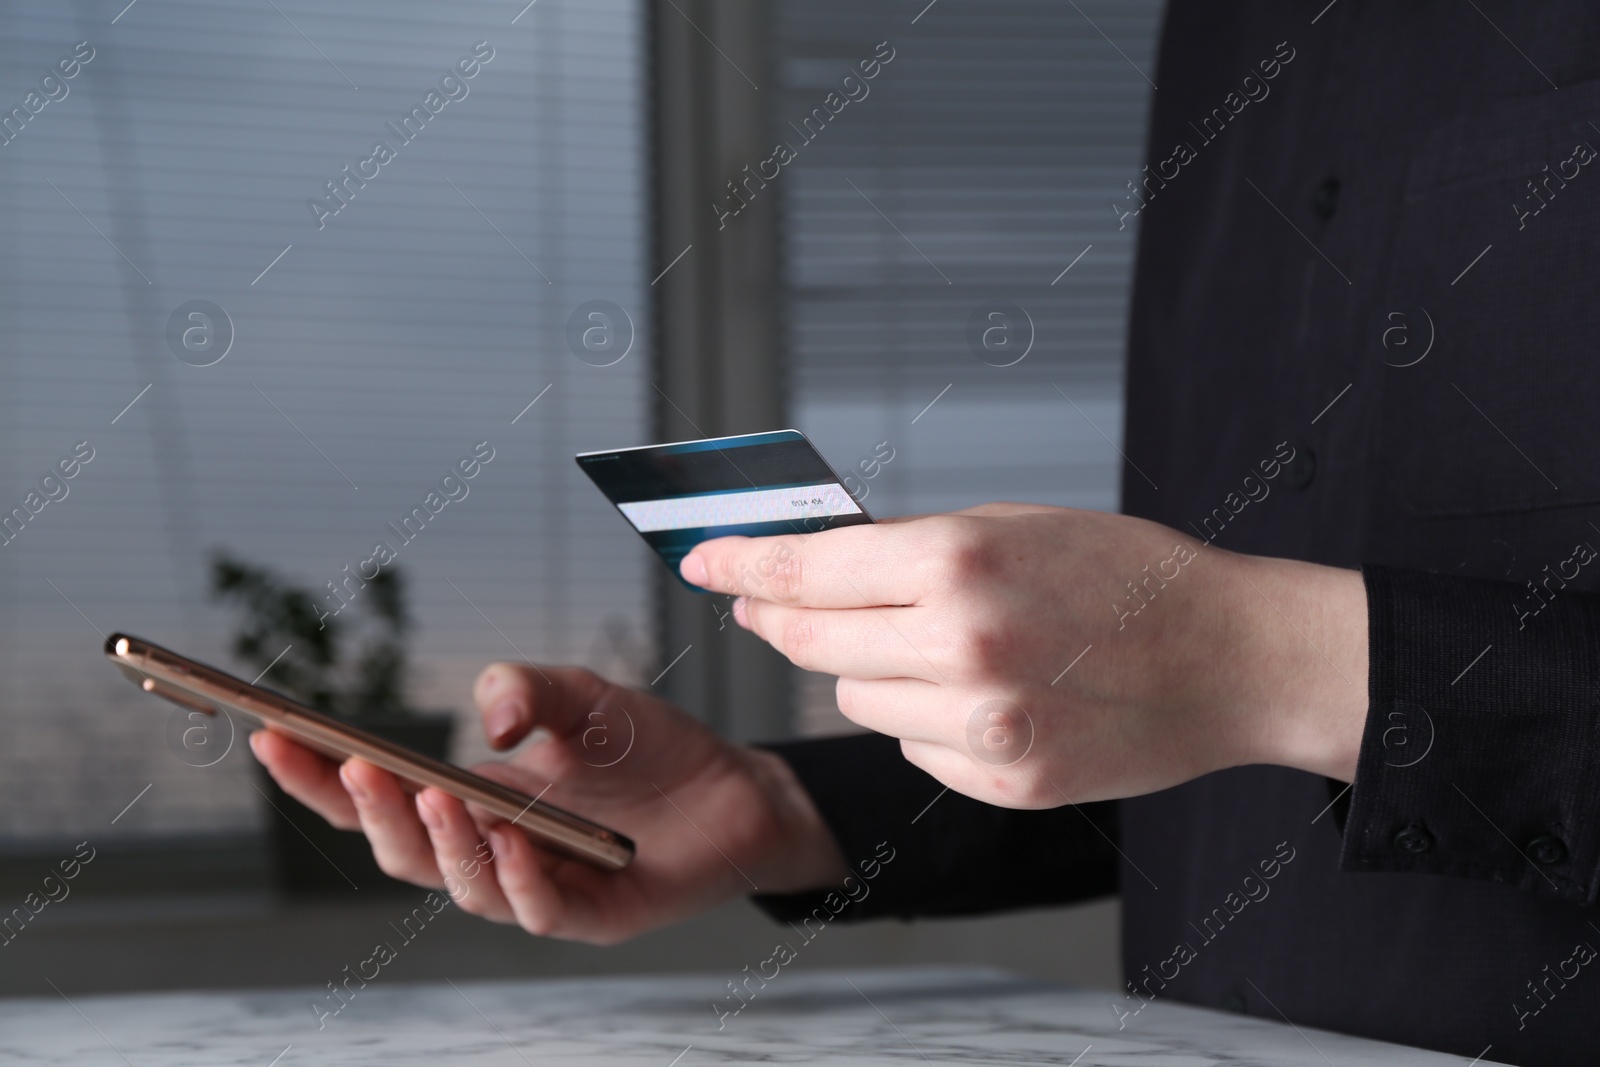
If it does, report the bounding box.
[1341,564,1600,904]
[750,732,1120,923]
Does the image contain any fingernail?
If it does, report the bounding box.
[248,731,265,760]
[732,596,749,627]
[485,698,524,744]
[680,552,709,587]
[417,792,443,829]
[339,762,369,803]
[478,666,506,699]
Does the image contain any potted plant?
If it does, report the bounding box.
[210,551,454,895]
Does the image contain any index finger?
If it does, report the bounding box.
[681,521,928,607]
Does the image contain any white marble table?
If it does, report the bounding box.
[0,967,1505,1066]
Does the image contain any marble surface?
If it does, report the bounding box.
[0,966,1507,1066]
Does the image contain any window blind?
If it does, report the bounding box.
[0,0,652,843]
[769,0,1163,733]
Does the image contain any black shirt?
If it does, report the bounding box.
[757,3,1600,1065]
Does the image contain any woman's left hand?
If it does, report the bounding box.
[680,503,1368,809]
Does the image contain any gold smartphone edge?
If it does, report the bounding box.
[104,633,634,871]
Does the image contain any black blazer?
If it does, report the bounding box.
[759,3,1600,1064]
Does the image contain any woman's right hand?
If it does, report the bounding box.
[251,662,848,944]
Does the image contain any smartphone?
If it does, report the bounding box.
[105,633,634,871]
[576,429,874,584]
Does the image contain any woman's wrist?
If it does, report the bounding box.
[1218,553,1370,782]
[742,746,851,893]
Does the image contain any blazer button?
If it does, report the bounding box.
[1221,986,1249,1014]
[1528,835,1568,865]
[1283,445,1316,490]
[1394,826,1434,854]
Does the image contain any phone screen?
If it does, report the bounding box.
[576,430,872,580]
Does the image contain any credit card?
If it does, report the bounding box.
[576,429,873,586]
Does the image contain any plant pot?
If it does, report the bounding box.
[255,711,455,896]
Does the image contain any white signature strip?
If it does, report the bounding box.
[618,483,860,532]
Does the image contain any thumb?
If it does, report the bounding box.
[473,662,613,751]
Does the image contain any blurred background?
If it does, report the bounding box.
[0,0,1158,996]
